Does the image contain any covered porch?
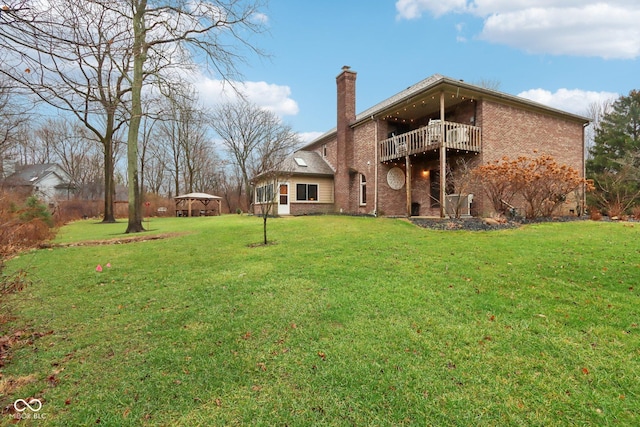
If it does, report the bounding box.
[372,88,483,218]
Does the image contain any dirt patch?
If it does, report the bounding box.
[0,374,37,396]
[38,232,186,249]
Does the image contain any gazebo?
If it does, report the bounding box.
[174,192,222,217]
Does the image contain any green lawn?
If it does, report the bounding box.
[1,216,639,426]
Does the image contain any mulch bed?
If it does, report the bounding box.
[410,216,590,231]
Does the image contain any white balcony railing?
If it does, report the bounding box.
[379,121,481,162]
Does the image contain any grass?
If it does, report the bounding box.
[1,215,639,426]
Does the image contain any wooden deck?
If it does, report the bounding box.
[379,121,481,162]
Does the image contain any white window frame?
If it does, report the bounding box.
[255,183,274,204]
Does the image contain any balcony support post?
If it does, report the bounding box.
[439,92,446,218]
[405,154,411,217]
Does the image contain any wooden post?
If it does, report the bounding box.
[439,91,446,218]
[405,154,411,217]
[188,198,192,217]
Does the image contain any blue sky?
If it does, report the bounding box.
[195,0,639,143]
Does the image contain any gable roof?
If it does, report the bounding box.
[174,192,222,200]
[253,150,334,182]
[3,163,71,187]
[305,73,590,147]
[281,150,334,176]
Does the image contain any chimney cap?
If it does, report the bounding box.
[342,65,351,71]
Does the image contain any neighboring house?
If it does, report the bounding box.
[254,66,589,217]
[1,162,75,203]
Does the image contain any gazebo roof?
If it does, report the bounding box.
[174,192,222,200]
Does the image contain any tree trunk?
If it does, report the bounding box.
[102,137,116,223]
[263,215,267,245]
[125,0,146,234]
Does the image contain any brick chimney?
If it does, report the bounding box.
[335,65,356,212]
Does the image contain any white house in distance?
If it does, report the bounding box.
[1,161,75,203]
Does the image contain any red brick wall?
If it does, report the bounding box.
[477,100,585,216]
[479,100,584,166]
[290,203,334,215]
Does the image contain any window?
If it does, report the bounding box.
[255,183,274,204]
[322,145,327,157]
[296,183,318,201]
[360,174,367,205]
[294,157,307,167]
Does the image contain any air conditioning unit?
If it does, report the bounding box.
[445,193,474,218]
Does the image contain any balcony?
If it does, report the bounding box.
[379,121,481,162]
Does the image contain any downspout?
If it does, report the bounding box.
[373,116,379,216]
[582,121,589,216]
[406,153,411,217]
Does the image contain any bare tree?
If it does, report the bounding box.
[445,157,479,218]
[143,140,170,195]
[0,79,30,160]
[255,162,292,245]
[0,1,135,222]
[218,161,243,212]
[584,98,615,158]
[124,0,268,232]
[38,119,103,192]
[213,101,300,243]
[1,0,267,232]
[150,83,221,199]
[211,101,300,211]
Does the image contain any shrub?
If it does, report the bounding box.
[588,207,602,221]
[474,154,592,219]
[587,164,640,217]
[607,203,625,218]
[0,191,55,260]
[19,196,54,227]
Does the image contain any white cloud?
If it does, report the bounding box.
[396,0,466,19]
[480,4,640,59]
[517,88,619,116]
[251,12,269,24]
[395,0,640,59]
[194,75,299,117]
[298,131,324,145]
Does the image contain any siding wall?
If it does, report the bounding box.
[289,176,334,203]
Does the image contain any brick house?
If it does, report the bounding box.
[254,66,589,217]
